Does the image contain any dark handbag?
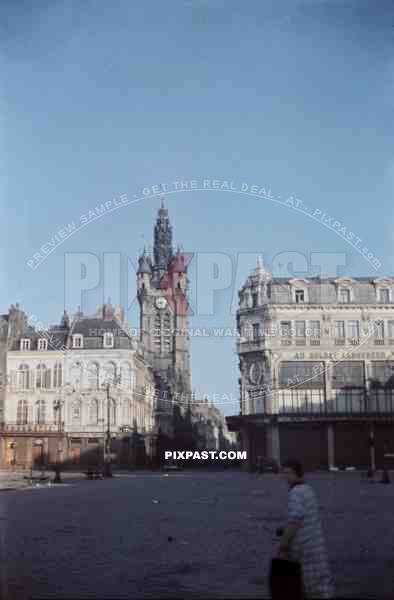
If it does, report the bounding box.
[269,557,304,600]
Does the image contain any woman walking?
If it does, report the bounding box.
[277,460,334,599]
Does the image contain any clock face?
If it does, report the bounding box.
[155,297,167,309]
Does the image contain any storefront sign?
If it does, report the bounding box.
[293,351,393,361]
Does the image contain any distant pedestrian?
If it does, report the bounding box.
[277,460,334,599]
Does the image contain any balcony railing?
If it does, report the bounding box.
[295,338,306,346]
[310,338,320,346]
[237,337,266,350]
[374,339,385,345]
[389,339,394,345]
[2,423,62,433]
[350,338,360,345]
[280,339,292,346]
[334,338,346,345]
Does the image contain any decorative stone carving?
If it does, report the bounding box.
[264,352,271,369]
[249,361,262,385]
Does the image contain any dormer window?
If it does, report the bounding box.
[20,339,30,351]
[103,333,114,348]
[338,288,350,303]
[72,334,83,349]
[379,288,390,304]
[295,289,305,304]
[37,339,47,351]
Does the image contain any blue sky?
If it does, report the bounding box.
[2,0,394,414]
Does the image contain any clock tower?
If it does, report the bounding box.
[137,196,192,433]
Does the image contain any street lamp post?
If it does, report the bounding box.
[53,395,65,484]
[104,382,112,478]
[102,375,120,478]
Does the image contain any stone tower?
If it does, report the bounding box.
[137,197,192,426]
[236,256,273,415]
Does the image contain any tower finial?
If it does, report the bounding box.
[160,183,165,209]
[153,185,173,272]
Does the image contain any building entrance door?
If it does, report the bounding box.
[32,443,44,467]
[6,442,16,467]
[70,445,81,465]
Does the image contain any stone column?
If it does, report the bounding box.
[240,425,253,471]
[364,360,371,412]
[27,438,33,469]
[267,422,281,466]
[369,423,376,473]
[327,423,335,470]
[325,360,333,412]
[0,436,5,468]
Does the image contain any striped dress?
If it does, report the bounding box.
[287,483,334,599]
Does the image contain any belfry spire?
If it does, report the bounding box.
[153,184,173,276]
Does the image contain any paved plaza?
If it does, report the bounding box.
[1,470,394,599]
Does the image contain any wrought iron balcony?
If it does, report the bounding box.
[237,337,267,351]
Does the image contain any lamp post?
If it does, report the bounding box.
[54,396,65,433]
[102,375,120,478]
[53,395,65,484]
[103,382,112,477]
[367,427,376,480]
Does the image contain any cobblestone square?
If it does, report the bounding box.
[1,471,394,599]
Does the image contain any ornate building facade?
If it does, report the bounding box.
[1,302,156,469]
[0,201,194,469]
[227,257,394,470]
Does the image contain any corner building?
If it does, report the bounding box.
[2,303,156,469]
[227,257,394,470]
[0,201,193,469]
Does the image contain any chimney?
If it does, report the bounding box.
[114,304,124,324]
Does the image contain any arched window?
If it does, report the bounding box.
[36,364,49,389]
[71,400,81,422]
[89,399,99,424]
[17,399,28,424]
[163,312,171,352]
[70,362,83,387]
[123,399,131,424]
[87,363,99,389]
[53,363,63,388]
[103,362,116,385]
[111,400,116,425]
[17,364,30,389]
[36,399,46,424]
[153,313,161,352]
[120,363,133,390]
